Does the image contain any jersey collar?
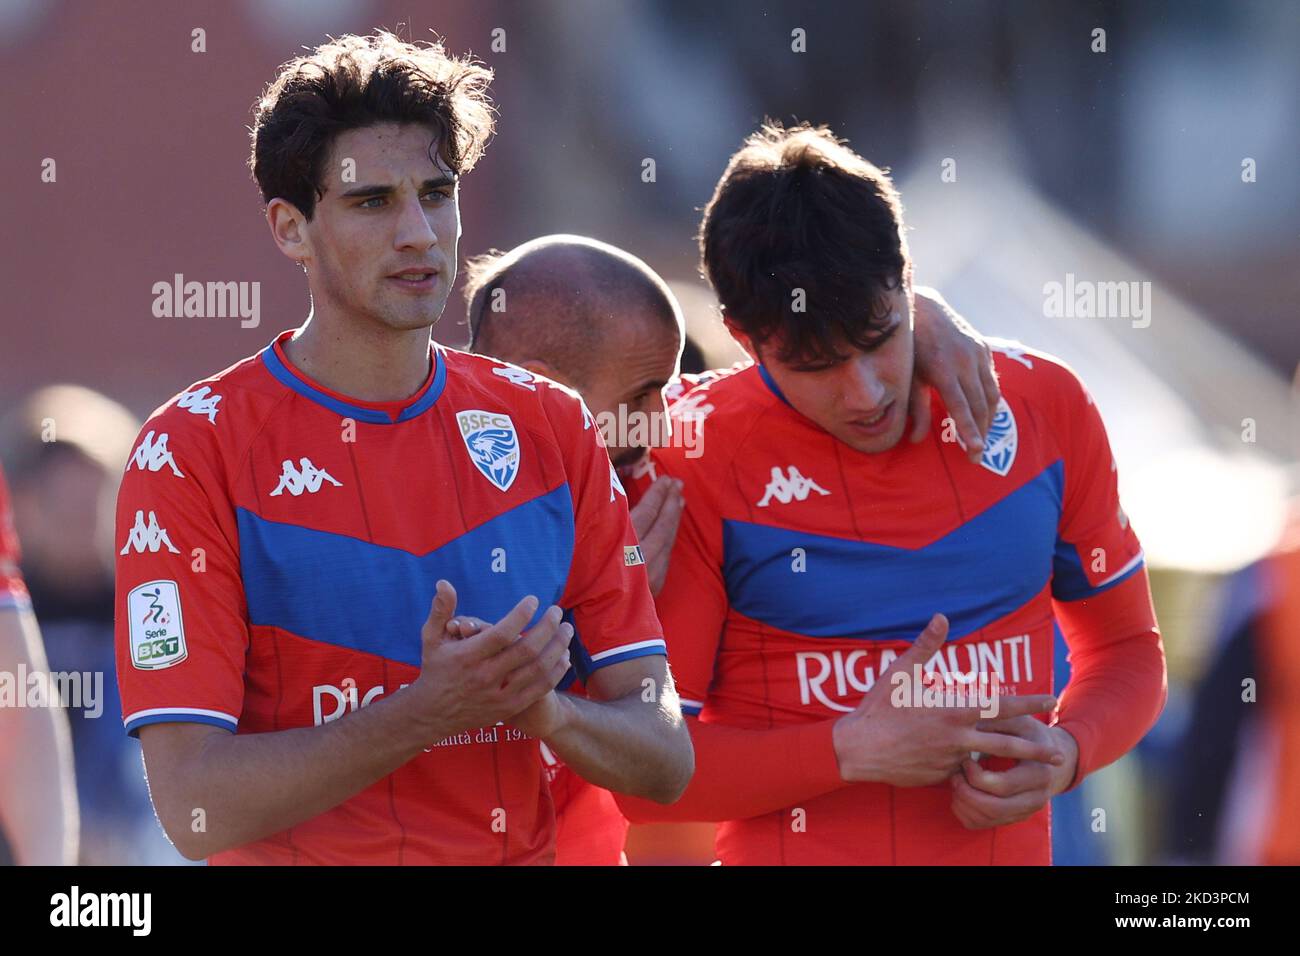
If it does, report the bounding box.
[756,363,794,408]
[261,330,447,424]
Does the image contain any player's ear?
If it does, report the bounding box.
[722,318,758,363]
[267,198,310,266]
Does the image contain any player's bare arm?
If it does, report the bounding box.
[138,585,562,859]
[521,654,692,804]
[446,613,693,804]
[909,286,1001,460]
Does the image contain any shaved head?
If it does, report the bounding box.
[465,234,682,391]
[464,234,684,467]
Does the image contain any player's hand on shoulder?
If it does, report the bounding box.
[909,287,1000,462]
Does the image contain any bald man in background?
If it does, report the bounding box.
[464,233,1001,864]
[468,236,689,597]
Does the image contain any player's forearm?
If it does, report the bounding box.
[0,610,78,864]
[154,690,440,859]
[543,691,693,804]
[614,716,847,823]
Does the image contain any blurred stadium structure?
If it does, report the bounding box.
[904,171,1294,574]
[1,0,1295,864]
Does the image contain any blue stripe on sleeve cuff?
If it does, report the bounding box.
[587,642,668,673]
[124,711,238,738]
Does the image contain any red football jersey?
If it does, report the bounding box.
[544,741,628,866]
[649,343,1147,864]
[115,331,665,865]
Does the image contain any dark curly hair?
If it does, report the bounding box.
[249,30,495,219]
[699,122,912,366]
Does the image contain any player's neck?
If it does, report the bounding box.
[284,311,433,403]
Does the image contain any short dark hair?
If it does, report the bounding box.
[249,30,495,219]
[699,122,912,366]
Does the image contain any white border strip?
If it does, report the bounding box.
[1095,549,1144,589]
[588,638,667,663]
[123,706,239,727]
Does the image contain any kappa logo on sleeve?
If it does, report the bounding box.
[491,365,537,391]
[127,431,184,477]
[609,460,627,502]
[456,410,521,491]
[176,386,222,423]
[990,340,1034,369]
[671,389,715,423]
[119,510,180,555]
[127,580,188,670]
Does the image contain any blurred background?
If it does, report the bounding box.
[1,0,1296,865]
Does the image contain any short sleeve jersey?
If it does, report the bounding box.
[114,331,665,865]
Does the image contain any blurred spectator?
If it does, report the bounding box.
[1163,501,1300,864]
[1164,358,1300,865]
[0,385,187,865]
[0,460,78,865]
